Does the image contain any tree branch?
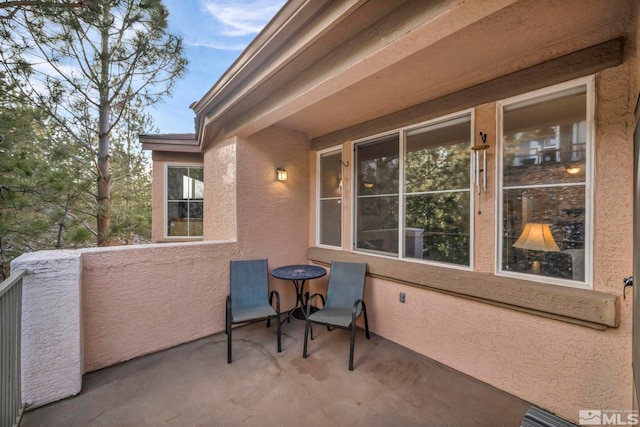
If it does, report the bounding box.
[0,1,90,9]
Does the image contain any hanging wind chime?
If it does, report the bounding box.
[471,132,489,214]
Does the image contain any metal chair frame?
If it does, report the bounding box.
[302,261,369,370]
[225,259,281,363]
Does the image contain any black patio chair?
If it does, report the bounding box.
[226,259,281,363]
[303,261,369,370]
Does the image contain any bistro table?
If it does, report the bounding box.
[271,264,327,322]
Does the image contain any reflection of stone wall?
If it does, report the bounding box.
[504,176,585,249]
[504,161,586,280]
[505,157,586,186]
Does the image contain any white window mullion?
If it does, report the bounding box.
[398,130,406,259]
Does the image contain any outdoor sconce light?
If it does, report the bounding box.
[276,167,288,181]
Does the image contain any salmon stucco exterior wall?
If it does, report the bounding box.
[150,151,204,243]
[76,1,640,423]
[81,241,237,372]
[234,126,323,305]
[306,66,636,423]
[82,126,317,371]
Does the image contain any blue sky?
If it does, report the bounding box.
[149,0,286,134]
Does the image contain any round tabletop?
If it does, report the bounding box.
[271,264,327,280]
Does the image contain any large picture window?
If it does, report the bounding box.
[354,113,472,267]
[499,78,592,287]
[166,165,204,237]
[317,148,343,247]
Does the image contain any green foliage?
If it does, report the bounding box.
[0,77,155,276]
[404,140,471,265]
[0,0,187,246]
[0,80,80,277]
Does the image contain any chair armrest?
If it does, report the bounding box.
[306,293,326,317]
[352,299,364,315]
[308,292,326,306]
[269,290,281,313]
[351,299,365,325]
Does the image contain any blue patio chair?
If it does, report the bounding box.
[226,259,281,363]
[303,261,369,370]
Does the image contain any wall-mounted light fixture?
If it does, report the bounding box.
[276,167,288,181]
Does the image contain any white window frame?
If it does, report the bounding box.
[351,110,475,270]
[496,76,594,289]
[316,146,343,248]
[164,162,204,239]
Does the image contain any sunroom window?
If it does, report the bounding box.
[317,148,343,247]
[499,78,592,287]
[354,113,472,267]
[166,165,204,238]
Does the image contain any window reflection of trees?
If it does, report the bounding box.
[354,115,472,266]
[404,138,470,265]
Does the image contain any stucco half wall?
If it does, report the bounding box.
[12,251,83,408]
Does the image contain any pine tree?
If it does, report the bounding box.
[0,0,187,245]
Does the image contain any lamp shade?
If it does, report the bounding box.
[512,223,560,252]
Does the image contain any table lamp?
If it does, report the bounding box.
[512,223,560,273]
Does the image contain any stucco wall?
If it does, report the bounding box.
[13,251,83,408]
[82,126,315,372]
[150,151,204,243]
[307,64,636,422]
[235,126,319,306]
[82,241,236,372]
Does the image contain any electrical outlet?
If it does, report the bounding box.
[399,292,406,303]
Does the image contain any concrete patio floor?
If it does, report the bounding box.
[21,319,532,427]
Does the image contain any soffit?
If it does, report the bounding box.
[199,0,634,145]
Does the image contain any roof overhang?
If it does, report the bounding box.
[192,0,636,149]
[139,133,199,153]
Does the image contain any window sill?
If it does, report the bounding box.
[308,247,619,330]
[157,237,204,243]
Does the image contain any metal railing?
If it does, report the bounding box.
[0,270,25,427]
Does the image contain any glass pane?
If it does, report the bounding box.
[405,192,470,265]
[187,167,204,199]
[167,167,188,200]
[320,151,342,199]
[502,186,585,281]
[356,135,399,196]
[189,219,203,237]
[189,201,203,220]
[356,196,398,255]
[405,115,471,193]
[167,202,187,236]
[320,199,341,246]
[503,86,587,187]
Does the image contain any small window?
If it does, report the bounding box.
[317,148,342,247]
[499,78,592,287]
[166,165,204,238]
